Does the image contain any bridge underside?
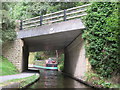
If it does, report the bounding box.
[23,29,82,52]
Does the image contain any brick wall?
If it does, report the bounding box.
[2,39,23,72]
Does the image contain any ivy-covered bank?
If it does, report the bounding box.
[83,2,120,78]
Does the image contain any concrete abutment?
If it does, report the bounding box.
[64,34,87,79]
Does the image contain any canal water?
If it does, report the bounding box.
[27,69,93,89]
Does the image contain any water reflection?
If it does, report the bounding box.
[28,69,91,88]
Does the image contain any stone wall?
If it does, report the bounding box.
[2,39,23,72]
[64,34,87,79]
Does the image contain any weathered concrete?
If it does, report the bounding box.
[64,34,86,79]
[18,19,85,39]
[2,39,23,72]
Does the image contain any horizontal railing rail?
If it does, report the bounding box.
[20,3,91,30]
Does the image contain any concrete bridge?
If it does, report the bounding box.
[3,4,91,79]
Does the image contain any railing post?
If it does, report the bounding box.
[20,20,22,30]
[64,9,67,21]
[40,15,43,26]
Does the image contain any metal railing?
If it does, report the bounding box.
[20,4,91,30]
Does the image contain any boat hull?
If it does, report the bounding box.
[33,65,58,71]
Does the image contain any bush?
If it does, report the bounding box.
[58,54,64,71]
[83,2,120,77]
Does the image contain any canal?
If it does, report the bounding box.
[27,69,93,89]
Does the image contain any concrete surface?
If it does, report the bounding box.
[18,19,85,39]
[64,34,86,78]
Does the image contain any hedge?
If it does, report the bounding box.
[83,2,120,77]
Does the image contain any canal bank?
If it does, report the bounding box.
[0,71,40,89]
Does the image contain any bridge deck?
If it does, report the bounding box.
[17,19,85,52]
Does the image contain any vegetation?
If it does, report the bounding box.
[34,51,56,60]
[28,52,36,64]
[9,2,87,20]
[83,2,120,78]
[0,56,19,76]
[58,54,64,71]
[85,72,120,88]
[1,3,16,44]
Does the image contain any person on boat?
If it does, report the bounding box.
[46,58,52,67]
[48,58,52,64]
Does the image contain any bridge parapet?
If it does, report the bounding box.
[20,4,91,30]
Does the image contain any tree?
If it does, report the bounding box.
[1,3,16,44]
[9,2,86,20]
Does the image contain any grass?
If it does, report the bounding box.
[0,74,39,88]
[0,56,19,76]
[85,71,120,88]
[20,74,39,88]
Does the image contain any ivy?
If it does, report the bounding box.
[83,2,120,77]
